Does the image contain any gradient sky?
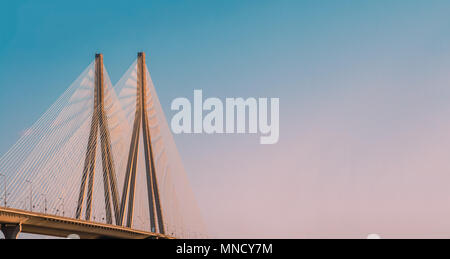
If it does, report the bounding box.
[2,0,450,238]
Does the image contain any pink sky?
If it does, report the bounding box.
[175,64,450,238]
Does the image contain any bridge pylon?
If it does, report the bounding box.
[118,52,165,234]
[75,54,120,225]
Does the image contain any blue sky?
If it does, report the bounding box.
[1,0,450,153]
[3,1,450,237]
[0,0,302,151]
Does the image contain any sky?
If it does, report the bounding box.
[2,0,450,238]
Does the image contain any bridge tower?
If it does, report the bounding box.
[118,52,165,234]
[75,54,120,225]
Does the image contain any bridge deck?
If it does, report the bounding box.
[0,207,172,239]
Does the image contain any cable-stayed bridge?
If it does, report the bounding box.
[0,53,206,239]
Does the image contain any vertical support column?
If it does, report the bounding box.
[85,54,104,221]
[139,53,156,231]
[97,54,120,224]
[95,54,113,224]
[77,55,101,220]
[1,224,22,239]
[119,52,165,234]
[139,52,165,234]
[120,53,143,227]
[76,54,120,225]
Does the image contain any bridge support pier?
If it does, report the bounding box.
[1,223,22,239]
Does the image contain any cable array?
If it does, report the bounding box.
[0,58,207,238]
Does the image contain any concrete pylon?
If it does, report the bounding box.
[1,224,22,239]
[118,52,165,234]
[75,54,120,224]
